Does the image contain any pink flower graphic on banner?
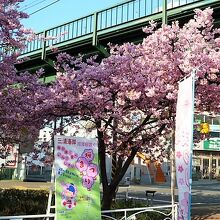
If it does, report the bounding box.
[75,149,99,191]
[181,192,189,218]
[176,151,182,158]
[86,164,98,179]
[82,149,94,162]
[178,165,184,173]
[179,178,184,185]
[82,176,94,190]
[75,157,89,173]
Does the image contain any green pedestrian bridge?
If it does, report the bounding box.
[17,0,220,78]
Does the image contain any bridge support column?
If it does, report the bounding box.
[92,12,109,57]
[162,0,167,24]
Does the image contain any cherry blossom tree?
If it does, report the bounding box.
[1,1,220,210]
[39,8,220,209]
[0,0,47,151]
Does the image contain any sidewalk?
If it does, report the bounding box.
[0,180,52,190]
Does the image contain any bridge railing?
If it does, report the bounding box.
[21,0,199,56]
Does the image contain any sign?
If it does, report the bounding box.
[203,139,220,151]
[199,123,209,134]
[54,135,101,220]
[175,73,195,220]
[0,144,18,168]
[25,142,53,177]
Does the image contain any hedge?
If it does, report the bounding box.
[0,189,50,216]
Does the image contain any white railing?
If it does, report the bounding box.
[0,204,178,220]
[0,214,55,219]
[101,204,178,220]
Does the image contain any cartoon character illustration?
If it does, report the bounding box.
[61,182,77,210]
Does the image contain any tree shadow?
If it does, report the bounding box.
[191,203,220,219]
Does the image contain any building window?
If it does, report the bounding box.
[218,159,220,167]
[213,116,220,125]
[210,132,220,138]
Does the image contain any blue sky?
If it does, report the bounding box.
[20,0,125,32]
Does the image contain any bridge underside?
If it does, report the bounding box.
[16,1,220,78]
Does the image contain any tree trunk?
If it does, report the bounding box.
[101,185,117,210]
[100,147,138,210]
[96,120,139,210]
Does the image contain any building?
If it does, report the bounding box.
[193,114,220,180]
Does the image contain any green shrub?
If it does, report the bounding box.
[0,189,49,216]
[0,189,170,220]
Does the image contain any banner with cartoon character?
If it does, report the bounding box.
[54,135,101,220]
[175,73,195,220]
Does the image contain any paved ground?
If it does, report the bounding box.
[0,180,52,190]
[117,180,220,219]
[0,179,220,219]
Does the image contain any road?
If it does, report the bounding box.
[117,180,220,219]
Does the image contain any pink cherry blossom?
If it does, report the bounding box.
[1,3,220,210]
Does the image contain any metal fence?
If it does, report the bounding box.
[21,0,199,55]
[0,204,178,220]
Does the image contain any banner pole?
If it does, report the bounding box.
[46,163,55,220]
[171,130,176,220]
[46,119,57,220]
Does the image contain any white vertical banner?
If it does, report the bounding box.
[175,72,195,220]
